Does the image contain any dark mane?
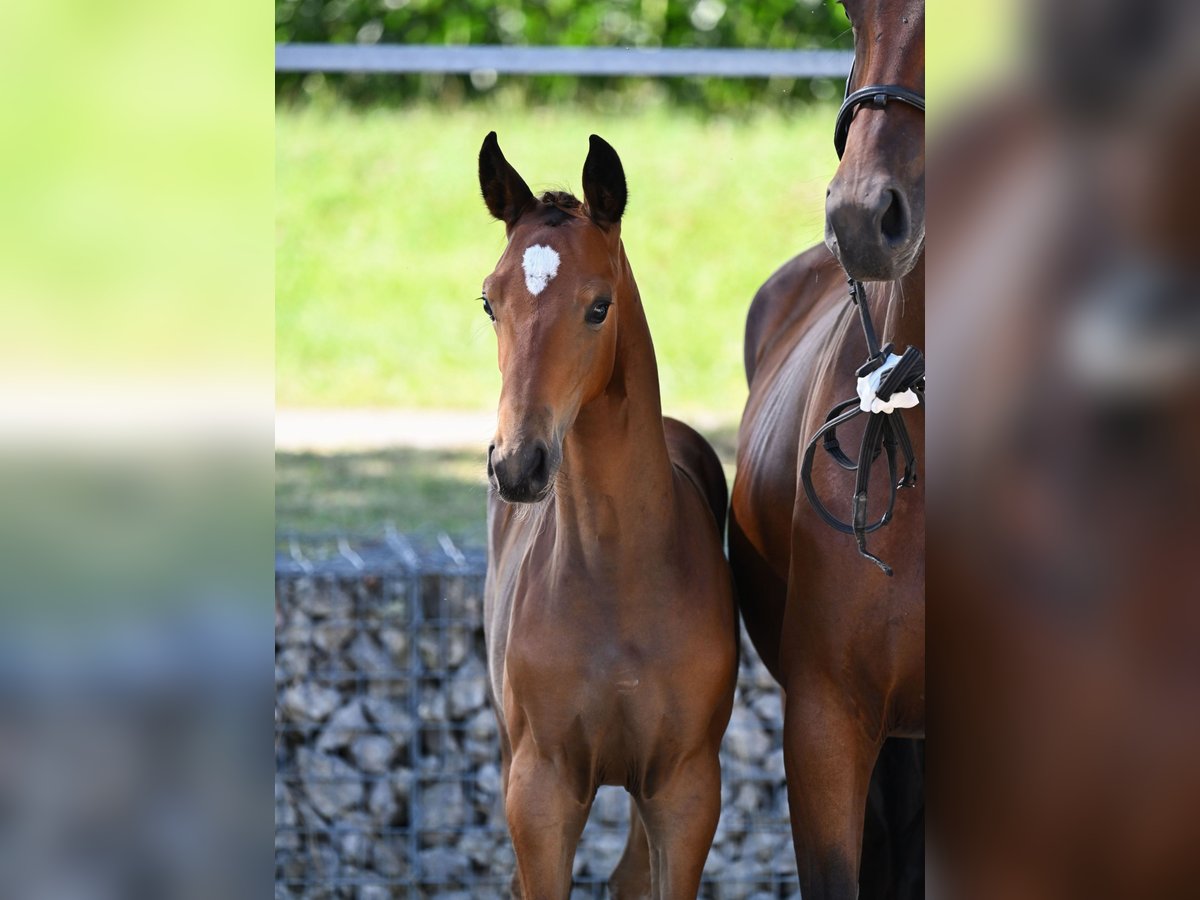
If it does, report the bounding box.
[532,191,585,227]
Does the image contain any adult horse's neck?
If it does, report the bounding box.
[554,244,676,552]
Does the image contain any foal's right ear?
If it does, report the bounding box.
[478,132,536,231]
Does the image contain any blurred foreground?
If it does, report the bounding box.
[928,0,1200,895]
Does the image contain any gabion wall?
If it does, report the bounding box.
[275,532,797,899]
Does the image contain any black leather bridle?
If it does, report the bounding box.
[798,62,926,576]
[833,60,926,160]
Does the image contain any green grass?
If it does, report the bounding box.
[274,423,740,540]
[276,99,840,418]
[276,447,488,541]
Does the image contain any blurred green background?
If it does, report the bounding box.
[276,1,863,537]
[277,0,852,108]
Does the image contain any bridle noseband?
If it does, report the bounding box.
[833,84,926,160]
[798,64,926,576]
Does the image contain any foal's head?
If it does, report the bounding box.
[477,132,628,504]
[826,0,925,281]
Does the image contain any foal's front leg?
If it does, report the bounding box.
[637,752,723,899]
[505,749,593,900]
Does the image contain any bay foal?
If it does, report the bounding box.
[478,133,738,899]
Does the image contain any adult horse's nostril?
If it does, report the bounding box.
[487,443,496,479]
[880,189,907,244]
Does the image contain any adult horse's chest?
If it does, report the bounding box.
[735,291,861,564]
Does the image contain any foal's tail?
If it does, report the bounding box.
[663,417,728,532]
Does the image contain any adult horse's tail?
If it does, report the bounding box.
[860,738,925,899]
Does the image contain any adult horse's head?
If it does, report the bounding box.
[477,132,627,503]
[825,0,925,281]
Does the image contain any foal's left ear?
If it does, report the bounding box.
[582,134,627,230]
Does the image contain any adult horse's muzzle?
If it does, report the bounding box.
[488,438,560,503]
[825,173,923,282]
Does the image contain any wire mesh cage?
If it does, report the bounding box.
[275,530,798,898]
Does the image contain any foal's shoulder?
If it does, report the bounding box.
[662,417,727,534]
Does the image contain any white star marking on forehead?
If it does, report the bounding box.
[522,244,560,296]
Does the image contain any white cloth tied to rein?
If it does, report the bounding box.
[856,352,921,414]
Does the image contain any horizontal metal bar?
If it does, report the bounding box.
[275,43,853,78]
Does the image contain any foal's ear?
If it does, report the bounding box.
[582,134,627,230]
[478,131,536,230]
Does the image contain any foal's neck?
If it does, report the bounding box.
[554,246,676,550]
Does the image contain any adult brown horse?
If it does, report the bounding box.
[729,1,925,897]
[477,132,739,899]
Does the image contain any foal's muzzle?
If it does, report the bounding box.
[488,439,556,503]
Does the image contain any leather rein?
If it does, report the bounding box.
[799,73,926,577]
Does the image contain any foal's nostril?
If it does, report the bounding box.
[529,444,548,487]
[486,443,496,479]
[880,189,906,244]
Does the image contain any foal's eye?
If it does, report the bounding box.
[586,299,611,326]
[481,297,495,321]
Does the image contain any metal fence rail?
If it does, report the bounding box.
[275,44,853,79]
[275,531,796,898]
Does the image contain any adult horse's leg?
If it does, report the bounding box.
[505,752,592,900]
[608,796,651,899]
[783,678,879,900]
[859,738,925,900]
[637,754,722,899]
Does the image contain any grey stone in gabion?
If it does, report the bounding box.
[393,766,413,801]
[315,699,368,752]
[724,706,770,762]
[574,830,625,878]
[275,779,295,827]
[280,682,342,724]
[274,848,306,884]
[458,829,500,868]
[276,646,311,681]
[297,577,352,618]
[352,734,395,774]
[367,778,399,827]
[418,846,469,883]
[274,780,299,852]
[361,696,414,740]
[466,707,495,741]
[475,762,501,800]
[703,845,728,878]
[417,686,447,723]
[732,782,766,815]
[379,626,410,665]
[444,626,470,667]
[491,841,515,873]
[741,829,788,862]
[420,781,467,832]
[372,839,408,879]
[714,858,768,900]
[447,658,488,719]
[418,627,471,670]
[356,884,392,900]
[750,691,782,725]
[763,747,786,780]
[296,748,363,819]
[276,607,311,649]
[592,787,629,826]
[337,817,372,869]
[347,633,395,674]
[311,617,354,655]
